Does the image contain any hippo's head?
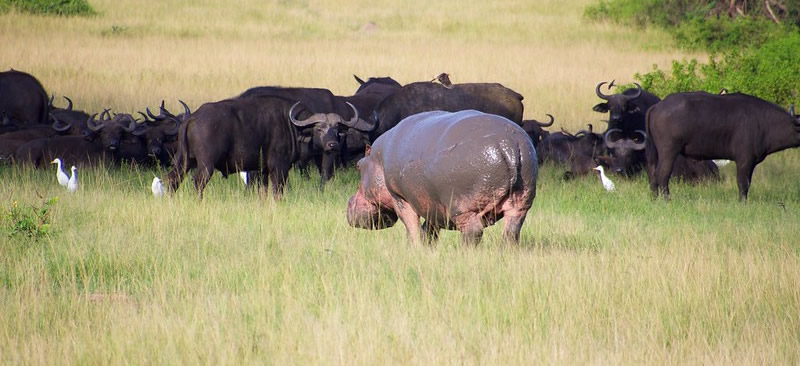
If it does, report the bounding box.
[347,147,398,229]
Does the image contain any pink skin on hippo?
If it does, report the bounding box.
[347,110,538,245]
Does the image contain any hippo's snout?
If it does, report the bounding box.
[347,193,397,230]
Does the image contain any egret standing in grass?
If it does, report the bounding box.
[151,176,165,197]
[593,165,615,192]
[67,166,79,193]
[240,171,248,186]
[51,158,69,187]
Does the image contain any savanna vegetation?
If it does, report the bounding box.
[2,0,800,364]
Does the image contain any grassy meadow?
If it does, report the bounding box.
[2,0,800,364]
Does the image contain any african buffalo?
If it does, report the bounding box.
[370,81,525,138]
[166,96,298,199]
[347,110,537,245]
[646,92,800,200]
[0,70,49,127]
[521,114,555,149]
[538,125,605,179]
[14,136,111,168]
[592,81,661,176]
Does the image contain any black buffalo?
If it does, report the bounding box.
[370,81,525,138]
[521,114,554,149]
[0,70,50,129]
[166,96,299,199]
[240,84,387,184]
[14,136,111,167]
[538,125,605,179]
[646,92,799,200]
[592,81,661,175]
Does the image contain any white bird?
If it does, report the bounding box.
[240,171,248,185]
[51,158,69,187]
[151,176,165,197]
[593,165,615,192]
[67,166,78,193]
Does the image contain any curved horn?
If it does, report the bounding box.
[603,128,623,149]
[86,113,104,132]
[596,81,612,100]
[50,113,71,132]
[354,75,366,85]
[344,102,377,131]
[100,109,111,122]
[138,111,154,123]
[178,100,191,116]
[536,114,554,127]
[122,117,138,132]
[632,130,647,150]
[288,102,327,127]
[146,100,171,121]
[626,83,643,100]
[63,96,73,111]
[48,95,54,108]
[790,105,796,116]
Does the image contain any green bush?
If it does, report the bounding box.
[635,33,800,106]
[585,0,800,51]
[0,0,95,16]
[3,197,57,242]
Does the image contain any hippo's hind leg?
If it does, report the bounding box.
[502,208,529,245]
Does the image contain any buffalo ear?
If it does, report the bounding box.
[592,103,609,113]
[364,144,371,156]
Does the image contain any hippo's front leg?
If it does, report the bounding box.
[392,198,422,246]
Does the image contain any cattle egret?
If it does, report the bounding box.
[240,171,248,185]
[67,166,78,193]
[151,176,164,197]
[51,158,69,187]
[713,159,731,167]
[431,72,453,89]
[593,165,615,192]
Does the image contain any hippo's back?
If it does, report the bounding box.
[375,110,537,223]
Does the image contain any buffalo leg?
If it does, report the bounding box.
[502,209,529,245]
[166,167,185,192]
[735,160,756,201]
[654,153,678,199]
[192,164,214,199]
[393,198,422,246]
[268,161,291,200]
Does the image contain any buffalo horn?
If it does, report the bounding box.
[632,130,647,150]
[122,117,138,132]
[138,111,154,123]
[343,102,376,131]
[626,83,643,100]
[595,81,613,100]
[48,95,55,108]
[50,113,72,132]
[63,96,73,111]
[288,102,327,127]
[603,128,623,148]
[790,105,795,116]
[536,114,555,127]
[179,100,191,117]
[354,75,366,85]
[87,112,103,132]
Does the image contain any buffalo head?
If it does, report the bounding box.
[592,81,643,126]
[602,128,647,176]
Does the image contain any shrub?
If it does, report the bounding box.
[0,0,95,16]
[3,197,57,242]
[635,33,800,106]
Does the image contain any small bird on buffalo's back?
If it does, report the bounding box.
[431,73,453,89]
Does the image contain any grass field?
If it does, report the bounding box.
[2,0,800,364]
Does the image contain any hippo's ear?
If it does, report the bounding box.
[592,103,609,113]
[364,144,371,156]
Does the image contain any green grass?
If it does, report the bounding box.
[1,0,799,363]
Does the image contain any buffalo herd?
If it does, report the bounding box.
[3,68,800,241]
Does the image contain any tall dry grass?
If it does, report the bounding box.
[1,0,799,364]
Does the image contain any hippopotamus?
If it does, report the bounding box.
[347,110,538,245]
